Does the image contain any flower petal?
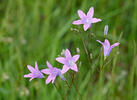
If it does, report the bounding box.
[72,20,82,25]
[61,65,70,74]
[56,57,66,64]
[52,76,56,83]
[27,65,35,73]
[111,42,120,48]
[35,61,39,71]
[59,74,66,81]
[29,77,34,81]
[73,55,80,62]
[65,49,72,58]
[36,72,44,78]
[96,40,104,46]
[46,75,52,84]
[107,48,112,56]
[103,39,111,56]
[104,39,110,48]
[87,7,94,17]
[91,18,101,23]
[107,43,120,56]
[41,69,50,74]
[71,64,78,72]
[46,61,52,68]
[78,10,86,19]
[83,24,91,31]
[24,73,32,78]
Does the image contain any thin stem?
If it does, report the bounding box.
[64,80,72,100]
[53,83,64,100]
[87,32,90,47]
[79,32,91,64]
[98,53,105,100]
[69,72,83,99]
[73,27,91,66]
[128,40,136,100]
[65,80,71,88]
[73,82,83,100]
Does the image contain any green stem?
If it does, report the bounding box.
[97,50,105,100]
[65,80,71,88]
[69,72,82,99]
[79,32,91,64]
[64,79,72,100]
[53,84,64,100]
[128,40,136,100]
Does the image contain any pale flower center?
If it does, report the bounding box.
[35,71,43,78]
[85,19,90,23]
[51,68,60,76]
[68,60,74,66]
[52,70,57,76]
[82,17,91,24]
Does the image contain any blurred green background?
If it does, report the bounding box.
[0,0,137,100]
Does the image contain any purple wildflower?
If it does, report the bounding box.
[96,39,120,57]
[41,61,65,84]
[72,7,101,31]
[24,62,44,81]
[56,49,80,74]
[104,25,108,35]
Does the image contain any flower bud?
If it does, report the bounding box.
[76,48,80,54]
[104,25,108,35]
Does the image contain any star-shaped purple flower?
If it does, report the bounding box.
[56,49,80,74]
[41,61,65,84]
[72,7,101,31]
[96,39,120,57]
[24,62,44,81]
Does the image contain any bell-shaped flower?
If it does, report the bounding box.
[96,39,120,57]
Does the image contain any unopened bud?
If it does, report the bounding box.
[104,25,108,35]
[71,28,79,32]
[90,53,93,59]
[61,49,65,56]
[116,51,120,55]
[76,48,80,54]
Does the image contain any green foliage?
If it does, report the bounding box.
[0,0,137,100]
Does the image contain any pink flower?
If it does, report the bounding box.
[97,39,120,57]
[24,62,44,81]
[56,49,80,74]
[41,61,65,84]
[72,7,101,31]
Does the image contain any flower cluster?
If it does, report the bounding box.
[24,6,120,85]
[24,49,80,84]
[96,25,119,58]
[73,7,120,58]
